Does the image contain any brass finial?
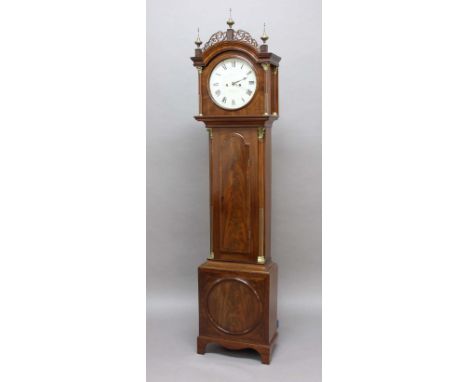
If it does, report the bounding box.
[261,22,269,44]
[195,27,202,48]
[227,8,235,28]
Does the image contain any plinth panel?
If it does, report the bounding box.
[207,278,262,335]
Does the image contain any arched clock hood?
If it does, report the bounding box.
[191,17,281,127]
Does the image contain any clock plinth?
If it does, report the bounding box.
[197,261,278,364]
[191,18,281,364]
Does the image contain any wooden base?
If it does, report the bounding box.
[197,261,278,364]
[197,332,278,365]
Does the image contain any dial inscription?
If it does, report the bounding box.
[209,58,257,110]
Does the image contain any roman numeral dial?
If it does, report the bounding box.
[208,57,257,110]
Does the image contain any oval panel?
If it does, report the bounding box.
[207,278,262,335]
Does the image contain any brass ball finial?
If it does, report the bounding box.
[261,22,269,44]
[227,8,235,28]
[195,27,202,48]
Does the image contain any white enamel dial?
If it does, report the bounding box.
[208,58,257,110]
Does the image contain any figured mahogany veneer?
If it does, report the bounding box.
[191,24,281,364]
[213,128,257,262]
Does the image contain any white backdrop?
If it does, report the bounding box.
[147,0,321,380]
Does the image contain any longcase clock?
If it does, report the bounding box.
[191,14,281,364]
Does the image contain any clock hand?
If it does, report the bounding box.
[231,77,247,85]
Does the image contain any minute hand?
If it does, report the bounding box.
[232,77,247,85]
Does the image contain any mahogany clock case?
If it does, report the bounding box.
[191,24,281,364]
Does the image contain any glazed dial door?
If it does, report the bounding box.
[208,58,257,110]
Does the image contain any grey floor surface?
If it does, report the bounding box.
[147,298,321,382]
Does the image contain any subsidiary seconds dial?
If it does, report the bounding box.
[209,58,257,110]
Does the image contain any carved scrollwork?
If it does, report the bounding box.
[233,29,259,48]
[202,29,259,51]
[203,31,227,51]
